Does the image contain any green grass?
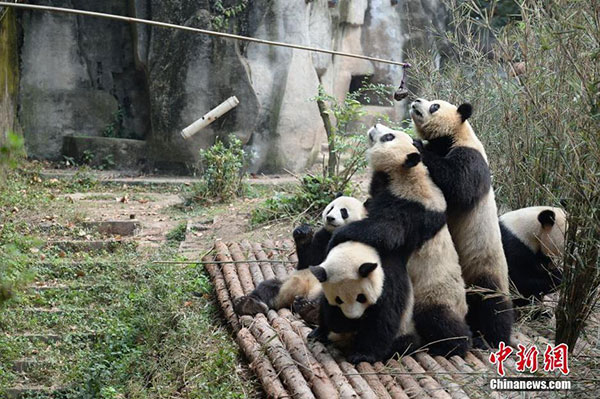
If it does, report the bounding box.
[0,167,258,398]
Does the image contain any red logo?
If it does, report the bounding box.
[489,342,570,376]
[489,341,513,377]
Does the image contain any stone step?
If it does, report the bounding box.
[44,239,134,253]
[32,260,129,279]
[13,358,51,373]
[82,220,141,236]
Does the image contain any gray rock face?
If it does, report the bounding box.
[18,0,150,160]
[15,0,449,172]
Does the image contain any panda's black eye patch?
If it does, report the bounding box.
[335,296,344,305]
[340,208,349,219]
[429,103,440,114]
[325,206,333,215]
[380,133,395,143]
[356,294,367,303]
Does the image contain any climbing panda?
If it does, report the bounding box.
[410,98,514,349]
[308,240,419,364]
[500,206,567,314]
[366,124,470,357]
[232,196,366,316]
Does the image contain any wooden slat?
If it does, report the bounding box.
[252,242,276,280]
[415,353,470,399]
[236,327,290,398]
[401,356,452,399]
[228,242,255,294]
[241,240,265,286]
[214,241,244,299]
[264,239,289,280]
[202,251,240,332]
[248,313,315,399]
[268,312,339,398]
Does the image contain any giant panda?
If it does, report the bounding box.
[500,206,567,314]
[294,195,368,270]
[327,125,471,357]
[366,124,471,356]
[233,196,366,316]
[308,240,419,364]
[410,98,513,349]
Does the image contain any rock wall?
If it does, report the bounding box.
[18,0,150,161]
[12,0,448,173]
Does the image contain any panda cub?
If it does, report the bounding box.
[500,206,567,314]
[309,241,418,364]
[233,196,366,316]
[410,98,513,349]
[366,125,470,357]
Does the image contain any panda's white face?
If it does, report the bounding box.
[309,241,384,319]
[322,196,366,232]
[409,98,472,140]
[367,124,421,173]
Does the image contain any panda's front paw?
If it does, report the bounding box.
[347,352,377,365]
[292,296,320,325]
[308,327,330,344]
[293,224,314,246]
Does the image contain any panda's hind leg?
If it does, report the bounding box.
[414,305,472,357]
[466,276,514,349]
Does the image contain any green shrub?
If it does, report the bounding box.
[0,131,24,177]
[188,135,247,204]
[251,175,354,226]
[252,83,393,225]
[166,222,187,243]
[410,0,600,349]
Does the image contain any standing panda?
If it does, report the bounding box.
[328,126,471,357]
[233,196,366,316]
[500,206,567,314]
[308,241,419,364]
[410,98,513,349]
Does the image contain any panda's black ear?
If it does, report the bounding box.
[358,262,378,278]
[310,265,328,282]
[457,103,473,122]
[403,152,421,169]
[538,210,556,229]
[335,192,343,199]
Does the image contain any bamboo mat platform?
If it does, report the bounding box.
[202,240,572,399]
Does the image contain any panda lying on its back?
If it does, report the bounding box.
[410,98,513,349]
[500,206,567,315]
[233,196,366,316]
[308,241,419,364]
